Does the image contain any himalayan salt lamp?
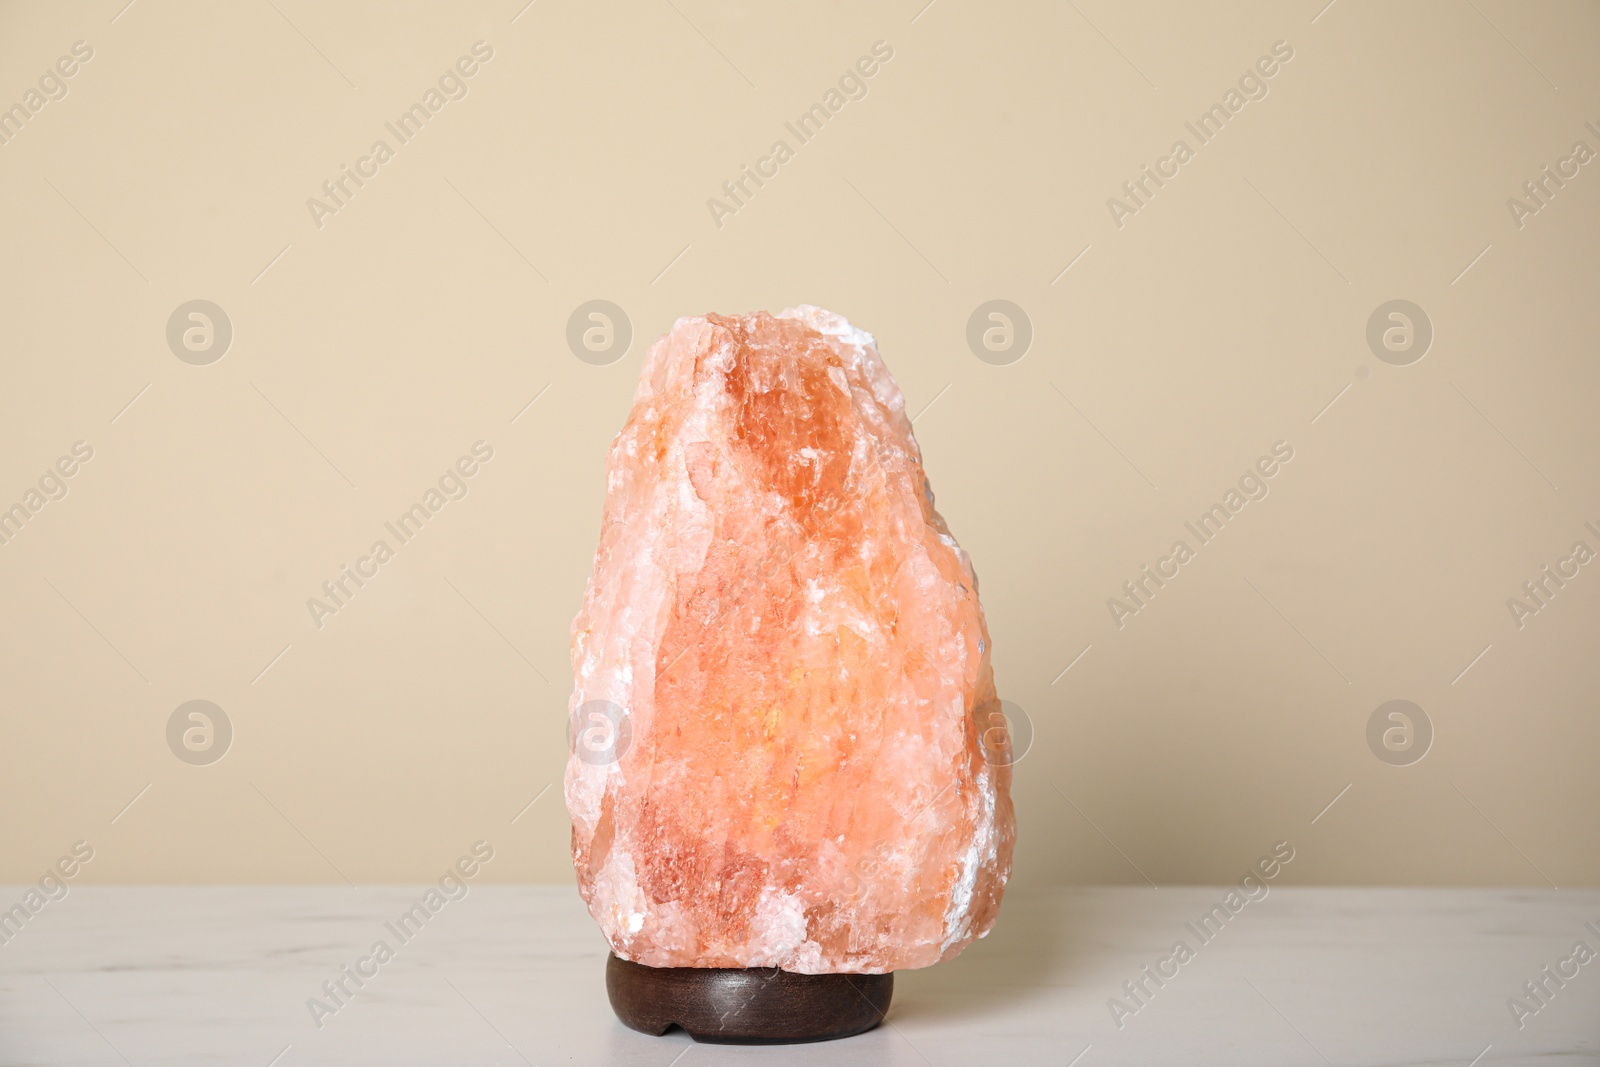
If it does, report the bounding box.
[565,306,1014,1042]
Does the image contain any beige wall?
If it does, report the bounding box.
[2,0,1596,889]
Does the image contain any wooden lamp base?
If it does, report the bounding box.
[606,953,894,1044]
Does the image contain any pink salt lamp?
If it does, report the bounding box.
[565,306,1015,1042]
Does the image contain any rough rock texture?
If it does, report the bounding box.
[565,306,1013,974]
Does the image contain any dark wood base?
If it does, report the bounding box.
[606,953,893,1044]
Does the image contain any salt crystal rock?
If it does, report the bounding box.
[565,306,1014,973]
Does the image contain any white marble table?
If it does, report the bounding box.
[1,886,1595,1065]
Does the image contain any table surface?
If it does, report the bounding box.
[1,886,1596,1066]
